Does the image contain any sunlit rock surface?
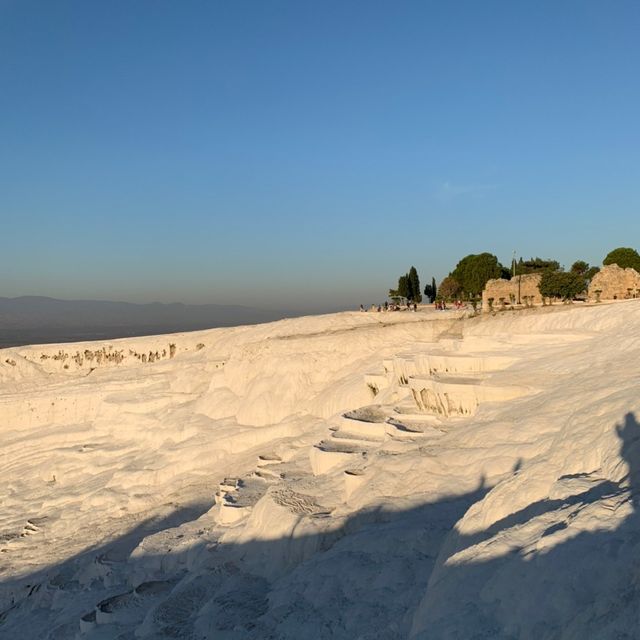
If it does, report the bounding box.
[2,302,640,639]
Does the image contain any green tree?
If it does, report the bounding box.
[571,260,599,282]
[515,257,560,275]
[603,247,640,272]
[424,276,437,301]
[585,266,600,281]
[570,260,589,275]
[391,267,422,302]
[397,274,410,299]
[539,270,586,302]
[408,266,421,302]
[438,276,461,300]
[451,253,505,297]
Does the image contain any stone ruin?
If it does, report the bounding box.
[481,264,640,310]
[588,264,640,302]
[482,273,543,312]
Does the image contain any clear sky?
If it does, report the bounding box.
[2,0,639,312]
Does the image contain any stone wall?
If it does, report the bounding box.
[588,264,640,301]
[482,273,543,312]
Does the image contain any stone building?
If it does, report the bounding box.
[588,264,640,301]
[482,273,543,312]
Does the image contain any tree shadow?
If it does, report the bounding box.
[0,414,638,639]
[0,474,490,639]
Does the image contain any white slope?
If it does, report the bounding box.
[1,302,639,639]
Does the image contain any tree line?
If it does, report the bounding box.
[389,247,640,304]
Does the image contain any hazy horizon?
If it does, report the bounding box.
[0,293,328,313]
[2,1,639,309]
[0,295,324,348]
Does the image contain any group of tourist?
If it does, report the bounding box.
[434,299,467,310]
[359,299,468,313]
[359,301,419,313]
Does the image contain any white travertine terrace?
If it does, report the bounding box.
[409,374,532,417]
[2,301,640,639]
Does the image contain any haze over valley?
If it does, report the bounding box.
[0,297,293,348]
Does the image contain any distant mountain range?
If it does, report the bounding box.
[0,296,291,348]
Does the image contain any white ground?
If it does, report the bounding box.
[1,302,640,639]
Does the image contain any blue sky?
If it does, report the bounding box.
[2,0,639,311]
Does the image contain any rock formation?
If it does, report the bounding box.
[588,264,640,301]
[482,273,543,311]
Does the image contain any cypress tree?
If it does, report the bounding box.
[424,276,437,302]
[397,275,410,299]
[408,266,421,302]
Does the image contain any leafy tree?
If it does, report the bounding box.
[603,247,640,272]
[539,270,586,301]
[585,266,600,281]
[424,276,437,301]
[391,267,422,302]
[397,274,410,299]
[451,253,505,297]
[438,276,461,300]
[515,257,560,275]
[571,260,600,282]
[408,266,421,302]
[570,260,589,275]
